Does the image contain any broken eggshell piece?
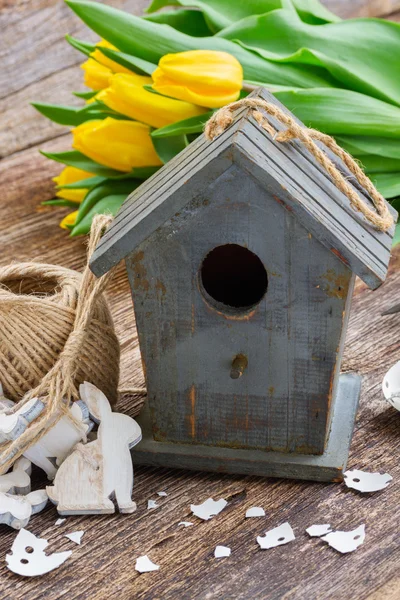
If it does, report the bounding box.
[257,522,295,549]
[306,524,332,537]
[6,528,72,577]
[382,361,400,411]
[135,555,160,573]
[245,507,265,518]
[321,524,365,554]
[191,498,228,521]
[344,469,392,493]
[214,545,231,558]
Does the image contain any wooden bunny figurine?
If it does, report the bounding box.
[47,382,142,515]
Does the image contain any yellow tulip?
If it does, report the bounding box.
[72,118,163,172]
[53,166,93,203]
[81,41,132,90]
[97,73,207,129]
[60,210,78,230]
[81,58,113,91]
[152,50,243,108]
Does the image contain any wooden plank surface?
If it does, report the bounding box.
[0,1,400,599]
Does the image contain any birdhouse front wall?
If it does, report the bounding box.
[126,163,354,456]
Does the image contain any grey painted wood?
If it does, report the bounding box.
[90,88,396,288]
[131,374,361,482]
[126,163,353,455]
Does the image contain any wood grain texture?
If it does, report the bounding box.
[0,1,400,599]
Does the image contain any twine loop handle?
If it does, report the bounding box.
[205,98,393,233]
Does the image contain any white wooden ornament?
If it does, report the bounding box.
[47,382,142,515]
[0,397,44,443]
[0,457,32,494]
[6,528,72,577]
[0,489,48,529]
[24,400,93,480]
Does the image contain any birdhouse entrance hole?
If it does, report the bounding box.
[200,244,268,312]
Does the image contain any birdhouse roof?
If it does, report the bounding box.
[90,87,397,290]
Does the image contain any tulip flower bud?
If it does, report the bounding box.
[97,73,207,129]
[53,166,93,203]
[153,50,243,108]
[81,40,132,90]
[60,210,78,230]
[72,118,163,172]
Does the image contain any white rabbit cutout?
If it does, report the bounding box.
[46,382,142,515]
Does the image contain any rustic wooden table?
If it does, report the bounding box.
[1,1,400,598]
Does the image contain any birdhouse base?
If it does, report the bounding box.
[132,373,361,482]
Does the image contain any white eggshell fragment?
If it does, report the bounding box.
[321,525,365,554]
[178,521,194,527]
[147,500,158,510]
[306,524,332,537]
[6,529,72,577]
[382,361,400,410]
[157,491,167,497]
[246,507,265,518]
[214,545,231,558]
[191,498,228,521]
[135,555,160,573]
[55,518,66,525]
[257,522,295,549]
[65,531,84,545]
[344,469,392,493]
[383,360,400,398]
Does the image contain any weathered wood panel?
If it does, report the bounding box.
[126,162,353,455]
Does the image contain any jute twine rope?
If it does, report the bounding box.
[0,215,122,474]
[205,98,393,232]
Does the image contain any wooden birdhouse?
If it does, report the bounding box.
[90,88,396,482]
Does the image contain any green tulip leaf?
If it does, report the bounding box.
[360,156,400,175]
[96,46,157,76]
[73,90,98,100]
[75,179,142,225]
[272,88,400,137]
[41,150,126,177]
[32,102,126,126]
[146,0,339,32]
[218,10,400,107]
[65,34,95,56]
[71,194,128,236]
[151,111,214,138]
[152,134,188,163]
[42,198,80,207]
[64,0,335,89]
[41,150,159,180]
[370,173,400,199]
[336,136,400,160]
[56,175,107,190]
[144,9,213,37]
[392,221,400,247]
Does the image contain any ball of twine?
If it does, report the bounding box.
[0,215,120,473]
[0,262,119,403]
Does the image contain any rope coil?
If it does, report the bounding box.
[205,98,393,233]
